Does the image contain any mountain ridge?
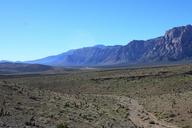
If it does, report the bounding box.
[0,62,54,74]
[25,24,192,67]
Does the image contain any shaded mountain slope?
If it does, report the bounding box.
[0,62,53,74]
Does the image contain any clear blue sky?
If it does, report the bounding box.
[0,0,192,61]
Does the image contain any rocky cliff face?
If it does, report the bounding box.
[143,25,192,61]
[28,25,192,66]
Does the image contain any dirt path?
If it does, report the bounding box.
[115,96,178,128]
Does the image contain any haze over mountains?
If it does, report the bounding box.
[25,25,192,67]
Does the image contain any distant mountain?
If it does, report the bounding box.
[0,62,53,74]
[0,60,12,63]
[28,25,192,67]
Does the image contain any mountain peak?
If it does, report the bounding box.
[165,24,192,40]
[93,45,106,49]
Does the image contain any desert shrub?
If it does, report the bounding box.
[149,120,155,124]
[182,125,191,128]
[56,123,69,128]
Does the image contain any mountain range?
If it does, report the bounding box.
[27,25,192,67]
[7,25,192,67]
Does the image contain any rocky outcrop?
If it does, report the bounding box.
[143,25,192,61]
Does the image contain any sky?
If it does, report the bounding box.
[0,0,192,61]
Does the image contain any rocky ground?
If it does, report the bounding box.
[0,81,177,128]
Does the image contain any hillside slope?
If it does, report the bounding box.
[0,81,177,128]
[0,62,53,74]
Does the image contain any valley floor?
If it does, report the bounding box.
[1,64,192,128]
[0,82,177,128]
